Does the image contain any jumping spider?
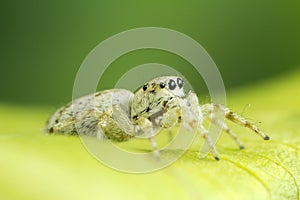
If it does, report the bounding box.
[46,76,270,160]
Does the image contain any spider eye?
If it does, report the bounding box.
[143,84,148,91]
[168,79,177,90]
[177,78,183,89]
[159,82,166,88]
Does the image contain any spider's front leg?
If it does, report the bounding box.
[159,92,220,160]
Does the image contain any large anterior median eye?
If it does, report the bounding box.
[168,79,177,90]
[177,78,183,89]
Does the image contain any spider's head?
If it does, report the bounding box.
[131,76,186,119]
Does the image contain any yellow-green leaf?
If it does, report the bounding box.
[0,69,299,200]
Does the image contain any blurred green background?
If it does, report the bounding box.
[1,1,300,200]
[1,0,300,106]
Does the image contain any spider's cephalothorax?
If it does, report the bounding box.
[46,76,270,160]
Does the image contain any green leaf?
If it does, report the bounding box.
[0,69,299,200]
